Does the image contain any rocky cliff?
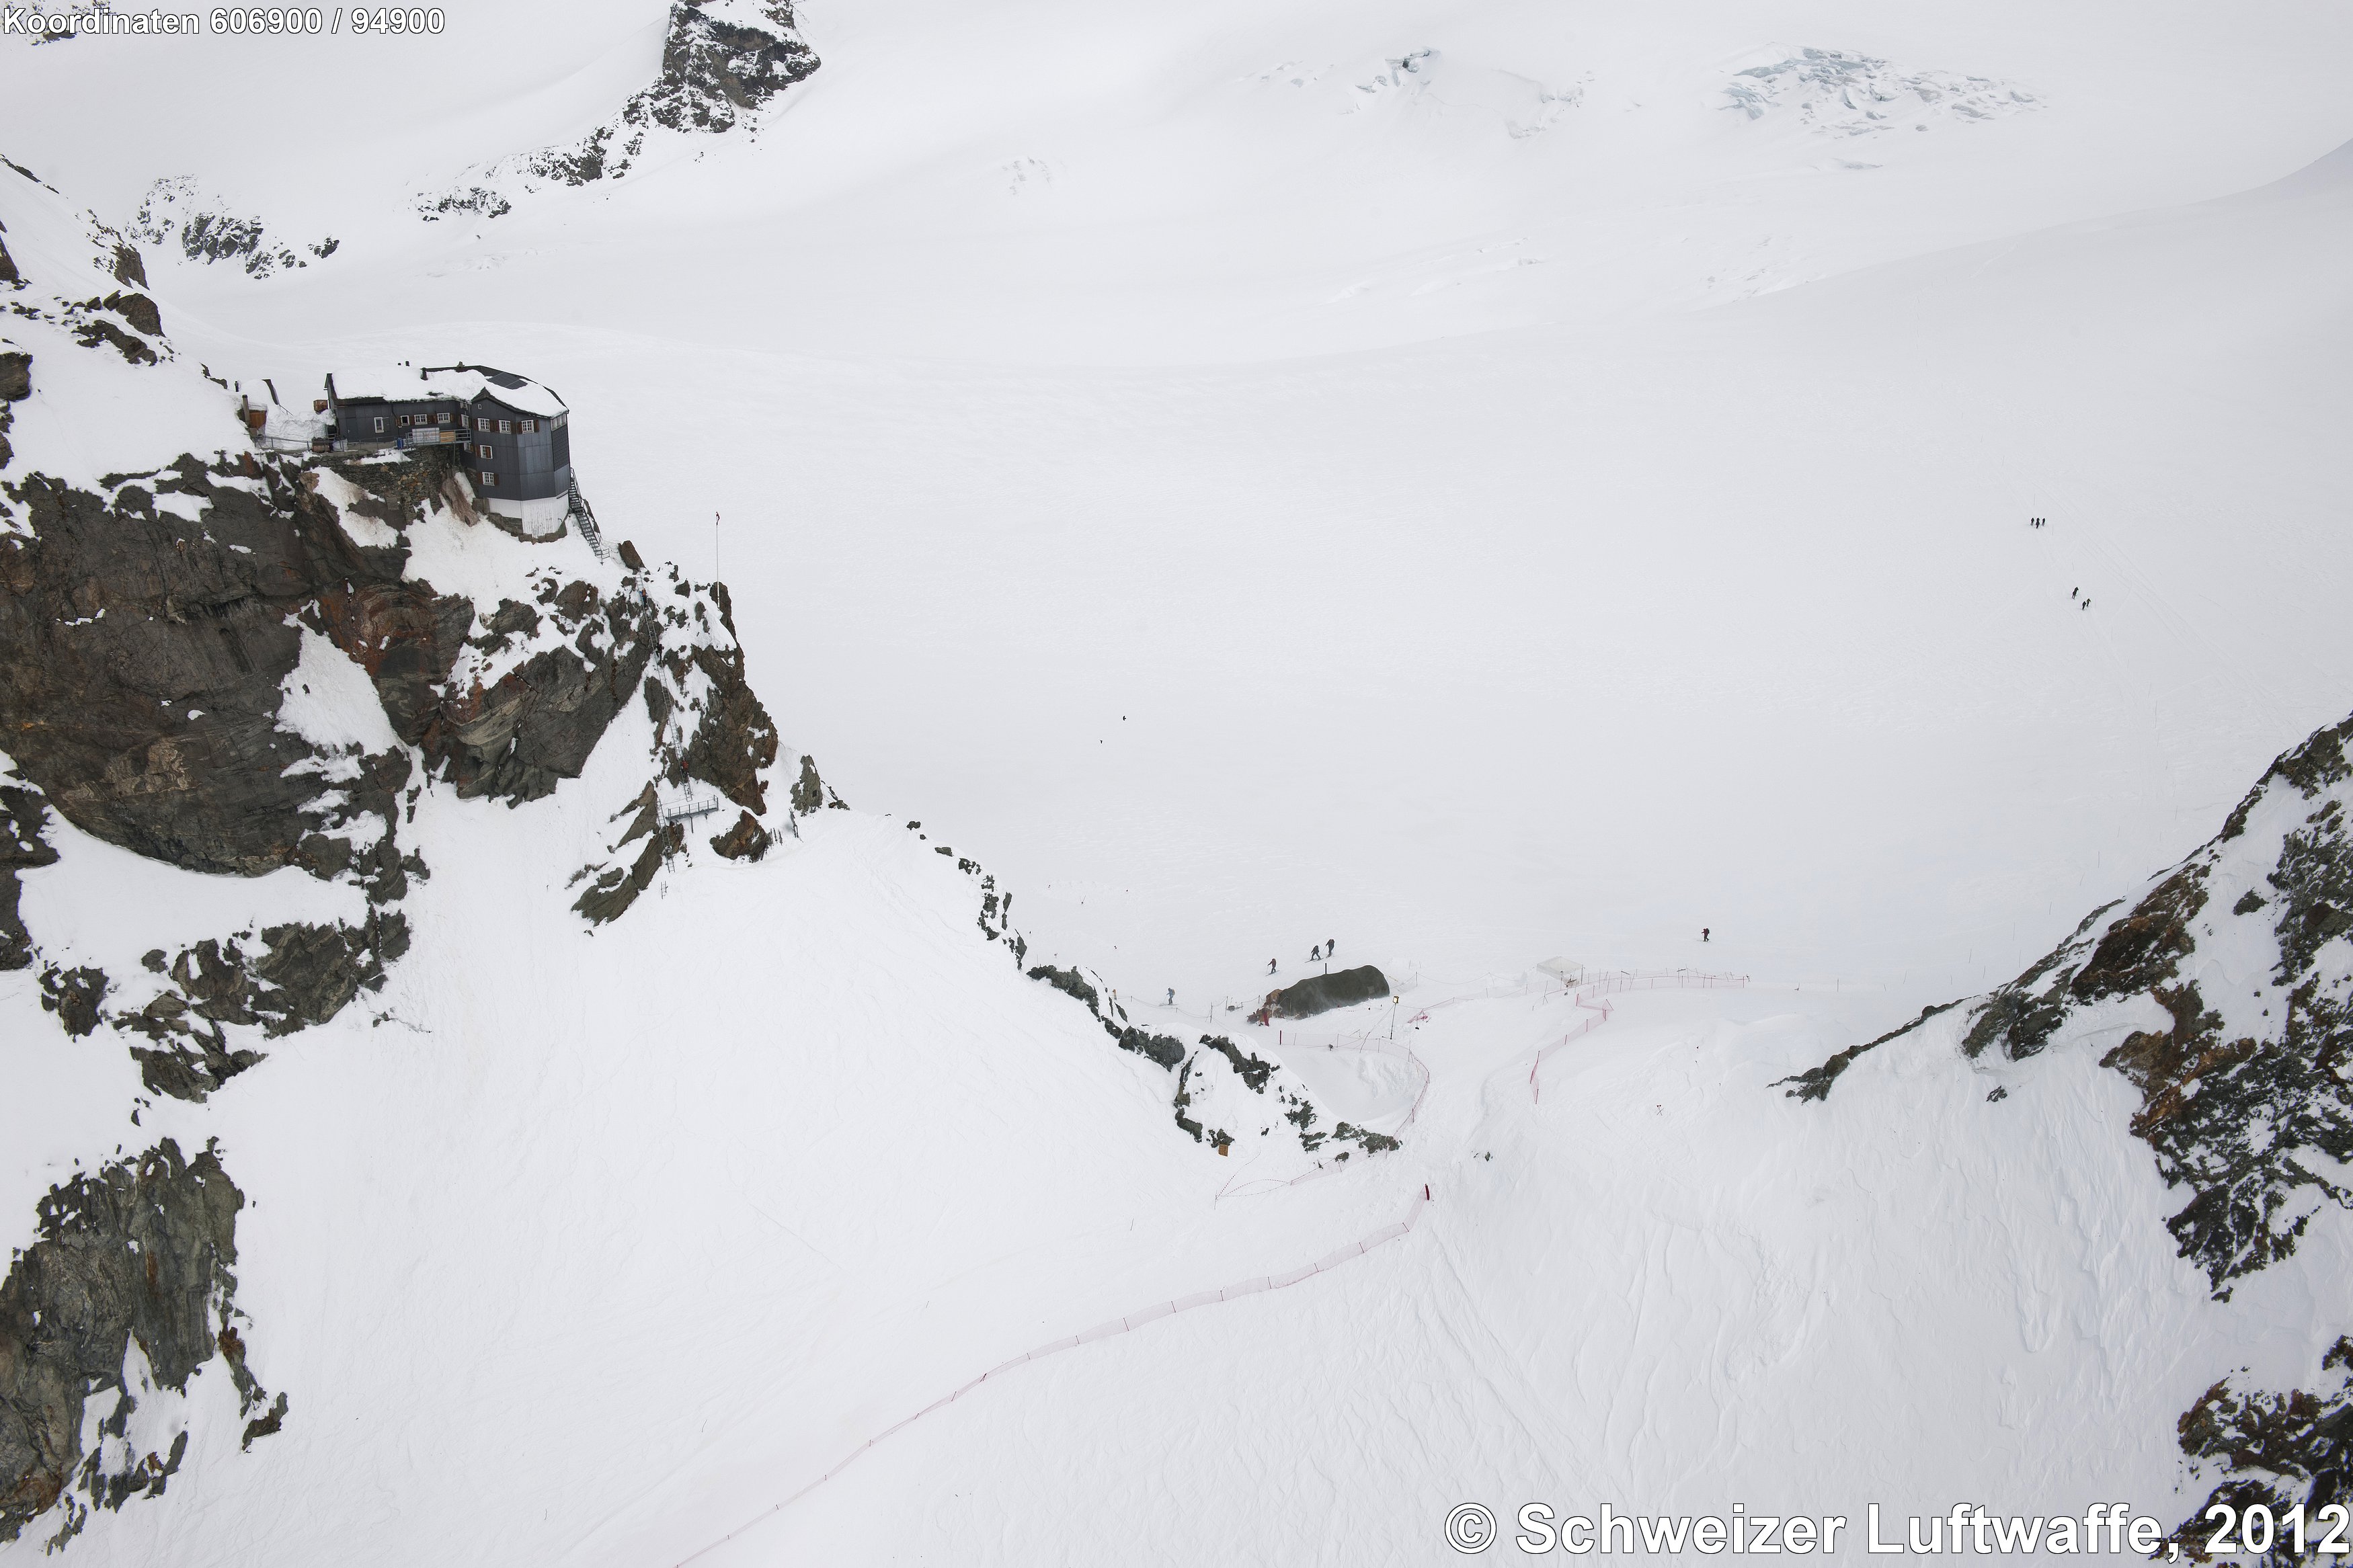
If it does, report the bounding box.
[0,164,815,1542]
[1780,708,2353,1545]
[422,0,820,216]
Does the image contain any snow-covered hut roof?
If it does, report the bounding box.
[325,364,567,418]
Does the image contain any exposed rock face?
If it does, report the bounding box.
[638,0,821,134]
[1115,1025,1187,1069]
[2161,1339,2353,1558]
[118,915,413,1100]
[667,641,777,813]
[791,753,846,813]
[565,561,788,924]
[1771,712,2353,1546]
[405,578,656,805]
[99,291,160,338]
[1028,963,1101,1014]
[426,0,817,210]
[1019,959,1401,1178]
[711,809,768,861]
[128,177,328,278]
[0,419,786,1082]
[0,349,24,472]
[1252,964,1391,1022]
[0,458,408,878]
[0,1140,279,1547]
[0,778,58,970]
[1786,712,2353,1298]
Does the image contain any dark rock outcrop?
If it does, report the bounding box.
[574,823,683,927]
[1201,1034,1274,1091]
[128,179,312,278]
[99,291,160,338]
[0,457,403,877]
[440,0,818,207]
[111,913,414,1092]
[790,753,844,813]
[0,1139,279,1546]
[0,780,58,970]
[71,317,153,366]
[1027,964,1101,1016]
[2163,1340,2353,1559]
[1780,711,2353,1298]
[670,642,776,813]
[711,809,768,861]
[1252,964,1391,1022]
[1115,1026,1186,1069]
[639,0,820,133]
[38,962,106,1036]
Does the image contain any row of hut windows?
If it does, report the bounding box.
[386,411,543,434]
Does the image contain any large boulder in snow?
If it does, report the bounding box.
[1257,964,1390,1021]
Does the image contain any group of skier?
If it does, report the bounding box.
[1267,938,1338,977]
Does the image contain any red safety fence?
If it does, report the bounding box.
[674,1191,1433,1566]
[674,964,1748,1563]
[1527,970,1750,1102]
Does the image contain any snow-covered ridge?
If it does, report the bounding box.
[420,0,819,218]
[1781,706,2353,1543]
[128,177,336,280]
[1,153,1402,1550]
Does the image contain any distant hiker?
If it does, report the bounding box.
[1268,958,1278,976]
[1326,938,1336,955]
[2071,587,2078,599]
[1166,987,1175,1007]
[1702,927,1711,942]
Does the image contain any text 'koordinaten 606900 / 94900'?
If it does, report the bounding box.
[1,5,445,36]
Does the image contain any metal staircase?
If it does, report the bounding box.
[565,472,609,562]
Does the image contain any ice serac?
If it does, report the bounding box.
[0,1139,280,1549]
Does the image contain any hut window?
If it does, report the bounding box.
[520,419,536,434]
